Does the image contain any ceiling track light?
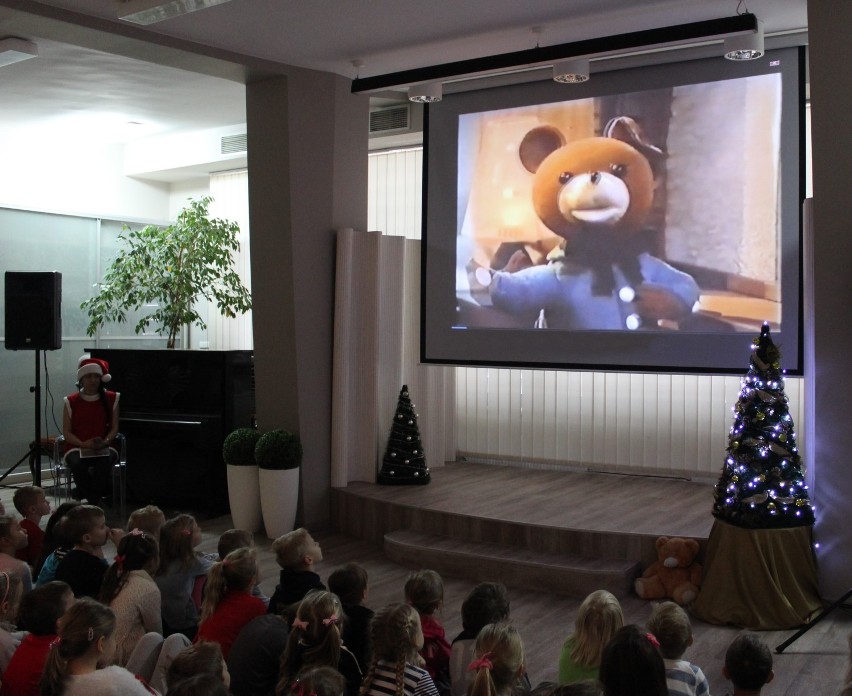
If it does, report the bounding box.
[408,82,442,103]
[724,19,764,60]
[553,57,590,83]
[352,14,760,96]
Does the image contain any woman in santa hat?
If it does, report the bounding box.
[62,356,120,505]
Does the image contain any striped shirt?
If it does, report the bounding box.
[363,659,440,696]
[663,658,710,696]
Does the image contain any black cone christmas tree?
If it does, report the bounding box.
[377,385,430,485]
[712,323,814,529]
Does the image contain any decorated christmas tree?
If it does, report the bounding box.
[377,385,430,485]
[712,323,814,528]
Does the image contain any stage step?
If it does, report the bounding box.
[384,529,643,599]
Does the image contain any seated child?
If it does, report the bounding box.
[405,569,451,694]
[646,601,709,696]
[155,513,217,638]
[13,486,51,569]
[35,502,80,584]
[277,590,362,696]
[126,505,166,541]
[360,602,439,696]
[195,547,266,659]
[558,590,624,684]
[0,571,25,677]
[166,641,230,692]
[38,597,153,695]
[450,582,510,696]
[0,580,74,696]
[218,528,269,606]
[54,505,113,598]
[295,665,347,696]
[226,610,290,696]
[723,632,774,696]
[268,528,325,616]
[598,624,668,696]
[468,622,526,696]
[99,529,162,665]
[328,562,374,672]
[0,515,32,594]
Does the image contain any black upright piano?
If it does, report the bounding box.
[90,349,254,516]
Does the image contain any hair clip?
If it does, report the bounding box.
[467,652,493,671]
[292,617,309,631]
[114,554,126,573]
[128,528,146,537]
[88,627,94,642]
[50,636,61,648]
[645,632,660,648]
[322,614,339,626]
[182,528,192,536]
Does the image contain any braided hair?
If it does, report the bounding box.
[360,603,423,696]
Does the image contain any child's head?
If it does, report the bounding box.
[724,633,774,692]
[158,514,202,573]
[646,601,692,660]
[0,515,28,553]
[462,582,510,634]
[328,562,369,606]
[272,528,323,570]
[279,590,345,692]
[40,598,116,695]
[18,580,74,635]
[598,624,667,696]
[61,505,107,548]
[200,547,259,622]
[217,528,255,559]
[570,590,624,669]
[100,529,159,603]
[13,485,50,519]
[43,502,82,552]
[404,569,444,616]
[295,665,346,696]
[369,601,423,665]
[468,622,525,696]
[126,505,166,540]
[0,571,24,623]
[166,641,229,691]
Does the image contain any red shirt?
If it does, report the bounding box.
[64,390,119,451]
[195,589,266,659]
[15,518,44,568]
[0,633,55,696]
[419,613,451,684]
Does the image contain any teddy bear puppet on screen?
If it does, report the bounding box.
[377,385,430,485]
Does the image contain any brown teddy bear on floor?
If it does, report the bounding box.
[635,535,702,605]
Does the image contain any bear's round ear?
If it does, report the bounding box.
[604,116,665,176]
[686,538,699,555]
[655,536,670,550]
[519,126,565,173]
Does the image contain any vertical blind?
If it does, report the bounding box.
[367,148,806,475]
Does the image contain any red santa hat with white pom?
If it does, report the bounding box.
[77,355,112,383]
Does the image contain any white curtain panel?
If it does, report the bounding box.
[331,229,455,486]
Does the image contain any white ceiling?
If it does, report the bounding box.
[0,0,808,146]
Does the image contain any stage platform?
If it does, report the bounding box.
[331,461,716,599]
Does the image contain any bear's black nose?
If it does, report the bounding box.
[591,172,601,184]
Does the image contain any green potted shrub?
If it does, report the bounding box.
[255,429,302,538]
[223,427,262,532]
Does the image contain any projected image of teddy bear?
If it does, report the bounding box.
[482,116,700,331]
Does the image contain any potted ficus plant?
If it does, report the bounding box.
[81,196,252,348]
[255,429,302,539]
[223,427,262,532]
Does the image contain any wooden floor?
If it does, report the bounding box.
[3,465,851,696]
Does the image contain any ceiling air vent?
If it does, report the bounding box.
[221,133,247,154]
[369,105,410,135]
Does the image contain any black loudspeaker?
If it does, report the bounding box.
[4,271,62,351]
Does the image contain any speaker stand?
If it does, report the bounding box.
[0,350,43,488]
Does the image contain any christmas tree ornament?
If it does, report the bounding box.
[377,384,431,485]
[712,323,814,528]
